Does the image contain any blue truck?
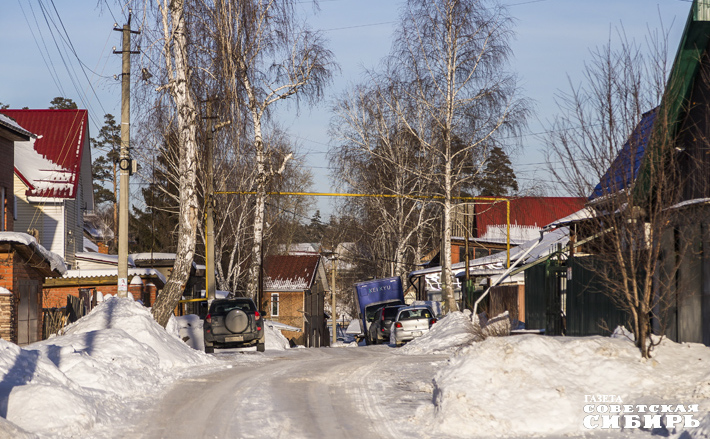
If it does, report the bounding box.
[354,277,404,344]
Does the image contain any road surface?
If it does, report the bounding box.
[119,345,447,439]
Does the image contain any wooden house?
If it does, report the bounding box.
[261,254,329,347]
[1,109,94,270]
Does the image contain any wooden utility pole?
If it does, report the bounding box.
[331,255,337,345]
[204,101,229,302]
[114,12,139,297]
[205,102,215,302]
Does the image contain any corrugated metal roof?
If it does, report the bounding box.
[263,254,321,291]
[1,109,88,199]
[474,197,586,238]
[590,109,657,200]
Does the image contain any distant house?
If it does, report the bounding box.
[450,197,586,262]
[261,254,329,347]
[410,197,586,304]
[0,109,94,270]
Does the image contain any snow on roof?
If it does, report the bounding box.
[2,109,88,199]
[83,236,99,252]
[409,227,570,279]
[0,231,67,274]
[473,197,586,239]
[0,113,33,139]
[75,251,136,267]
[130,276,143,285]
[14,139,73,198]
[62,267,167,285]
[263,254,322,291]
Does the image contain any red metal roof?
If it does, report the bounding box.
[263,254,322,291]
[1,109,88,199]
[474,197,586,237]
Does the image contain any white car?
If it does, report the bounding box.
[393,305,436,346]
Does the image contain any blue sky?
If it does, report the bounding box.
[0,0,692,217]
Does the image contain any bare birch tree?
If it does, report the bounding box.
[132,0,202,327]
[545,26,683,357]
[210,0,335,299]
[331,84,438,278]
[373,0,527,312]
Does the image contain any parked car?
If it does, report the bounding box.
[368,304,405,345]
[203,298,265,353]
[393,305,437,346]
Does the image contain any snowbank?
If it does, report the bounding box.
[1,297,217,437]
[399,311,476,355]
[431,334,710,437]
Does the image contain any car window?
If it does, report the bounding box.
[399,308,430,320]
[212,300,255,313]
[365,306,382,322]
[384,307,401,319]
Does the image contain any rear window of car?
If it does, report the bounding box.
[398,308,431,320]
[211,300,256,314]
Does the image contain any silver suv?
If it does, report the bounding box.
[203,298,265,353]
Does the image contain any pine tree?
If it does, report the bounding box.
[91,114,120,207]
[49,97,78,109]
[130,139,179,254]
[475,146,519,197]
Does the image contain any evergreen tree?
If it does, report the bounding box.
[475,146,519,197]
[130,138,179,254]
[91,114,120,206]
[49,97,78,109]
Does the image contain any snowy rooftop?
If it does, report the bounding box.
[62,268,167,285]
[0,231,66,274]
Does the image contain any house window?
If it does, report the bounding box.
[271,293,279,317]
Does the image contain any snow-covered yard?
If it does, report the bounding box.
[0,297,708,438]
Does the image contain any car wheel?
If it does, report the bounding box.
[257,342,265,352]
[205,344,214,354]
[224,309,249,333]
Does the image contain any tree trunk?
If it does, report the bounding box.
[441,195,457,313]
[247,111,266,299]
[151,0,200,328]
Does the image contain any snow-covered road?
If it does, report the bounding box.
[120,345,448,439]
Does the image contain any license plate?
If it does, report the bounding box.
[412,331,422,337]
[225,335,244,342]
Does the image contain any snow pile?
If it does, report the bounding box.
[399,311,476,355]
[431,334,710,437]
[1,297,217,437]
[174,314,204,350]
[264,321,291,350]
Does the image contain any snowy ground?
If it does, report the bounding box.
[0,297,708,438]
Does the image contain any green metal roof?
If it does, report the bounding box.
[635,0,710,197]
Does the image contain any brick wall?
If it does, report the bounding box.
[43,279,159,310]
[0,249,50,344]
